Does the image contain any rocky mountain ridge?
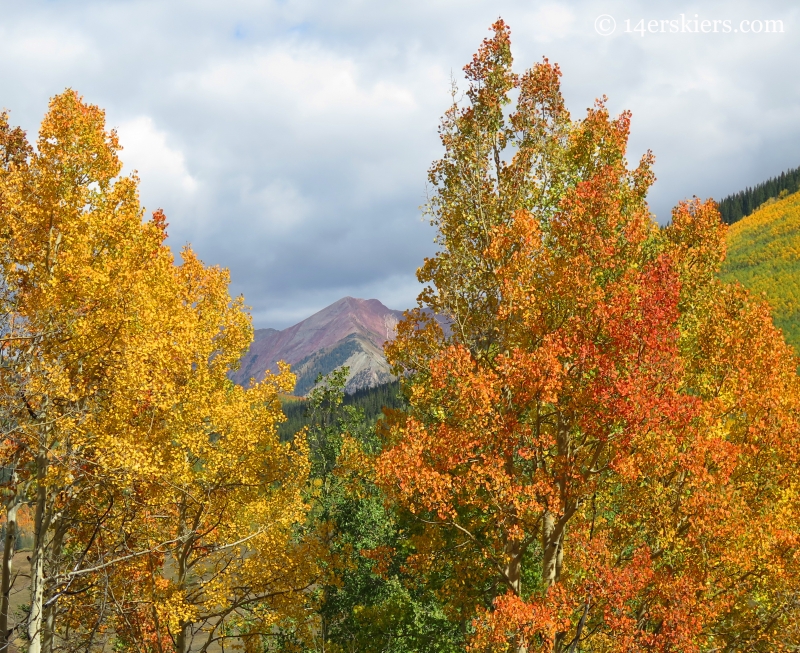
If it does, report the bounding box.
[232,297,405,395]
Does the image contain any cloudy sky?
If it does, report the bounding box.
[1,0,797,327]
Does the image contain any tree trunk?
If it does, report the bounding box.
[27,453,49,653]
[504,538,527,653]
[42,606,55,653]
[0,493,20,651]
[504,538,522,595]
[148,554,166,653]
[541,511,564,589]
[175,506,192,653]
[543,511,568,653]
[41,521,65,653]
[176,622,190,653]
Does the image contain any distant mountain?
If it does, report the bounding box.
[721,188,800,351]
[232,297,405,395]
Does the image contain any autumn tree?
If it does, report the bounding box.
[377,20,800,652]
[275,369,463,653]
[54,253,319,653]
[0,92,318,652]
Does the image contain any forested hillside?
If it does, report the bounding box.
[278,378,403,440]
[717,165,800,224]
[721,188,800,350]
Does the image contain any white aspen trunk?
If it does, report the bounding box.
[504,539,522,595]
[27,453,49,653]
[502,451,527,653]
[0,493,20,651]
[542,511,558,588]
[555,536,563,583]
[542,509,567,587]
[542,511,569,653]
[546,423,568,592]
[41,522,64,653]
[28,517,45,652]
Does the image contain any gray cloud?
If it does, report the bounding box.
[1,0,798,326]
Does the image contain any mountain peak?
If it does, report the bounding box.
[232,297,404,393]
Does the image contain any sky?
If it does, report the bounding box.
[1,0,798,328]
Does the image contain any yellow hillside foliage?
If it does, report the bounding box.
[721,189,800,351]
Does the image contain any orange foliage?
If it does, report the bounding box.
[377,21,800,653]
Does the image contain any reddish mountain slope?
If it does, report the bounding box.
[232,297,404,393]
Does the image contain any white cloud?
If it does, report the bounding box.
[525,4,576,41]
[245,179,312,232]
[177,44,418,122]
[0,25,91,66]
[2,0,799,327]
[116,115,198,198]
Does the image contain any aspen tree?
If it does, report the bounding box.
[377,21,800,652]
[0,93,318,652]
